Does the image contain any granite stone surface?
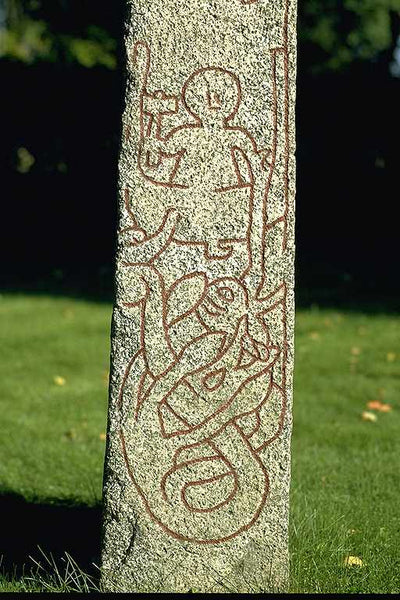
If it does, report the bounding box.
[101,0,297,592]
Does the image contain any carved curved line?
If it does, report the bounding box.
[245,410,262,439]
[181,66,242,124]
[202,367,227,392]
[167,272,208,327]
[160,454,226,503]
[158,400,192,439]
[254,383,287,453]
[171,237,246,261]
[120,425,269,545]
[181,469,238,514]
[162,358,277,441]
[135,369,154,422]
[120,208,179,267]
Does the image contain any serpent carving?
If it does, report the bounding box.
[116,34,289,543]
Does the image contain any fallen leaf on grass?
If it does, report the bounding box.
[308,331,320,340]
[344,555,364,567]
[53,375,66,386]
[367,400,382,410]
[99,432,106,441]
[361,411,377,422]
[366,400,392,412]
[351,347,361,356]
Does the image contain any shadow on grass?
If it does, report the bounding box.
[0,491,102,581]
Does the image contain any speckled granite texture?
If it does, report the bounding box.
[101,0,297,592]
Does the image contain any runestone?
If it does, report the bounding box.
[101,0,297,592]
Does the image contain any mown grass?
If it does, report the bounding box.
[0,293,399,593]
[291,308,400,593]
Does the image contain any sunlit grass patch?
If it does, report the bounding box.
[291,306,400,593]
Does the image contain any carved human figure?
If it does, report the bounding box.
[132,42,269,260]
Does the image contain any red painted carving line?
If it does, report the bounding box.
[126,267,229,386]
[282,0,291,252]
[156,341,278,441]
[159,400,192,439]
[245,410,262,439]
[159,363,278,452]
[125,1,291,268]
[120,427,269,544]
[132,41,188,191]
[255,47,280,298]
[177,378,200,400]
[173,438,217,467]
[179,441,239,514]
[160,452,237,506]
[202,296,227,316]
[256,0,292,292]
[181,471,238,515]
[195,277,249,334]
[165,378,274,457]
[162,400,192,427]
[120,209,179,267]
[171,237,240,261]
[254,383,286,453]
[134,370,152,422]
[254,282,289,453]
[256,281,286,304]
[167,273,208,327]
[203,367,227,392]
[146,267,178,363]
[121,188,144,234]
[118,298,282,543]
[233,378,274,423]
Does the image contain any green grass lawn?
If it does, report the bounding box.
[0,293,399,593]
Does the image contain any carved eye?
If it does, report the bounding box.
[202,367,227,391]
[217,287,234,303]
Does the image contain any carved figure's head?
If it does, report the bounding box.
[182,67,241,125]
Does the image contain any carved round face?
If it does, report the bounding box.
[182,67,241,124]
[197,277,248,336]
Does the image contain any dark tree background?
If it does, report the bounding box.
[1,0,400,308]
